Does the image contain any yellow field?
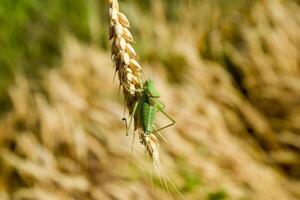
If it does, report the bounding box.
[0,0,299,199]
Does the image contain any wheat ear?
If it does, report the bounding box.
[108,0,160,161]
[108,0,143,113]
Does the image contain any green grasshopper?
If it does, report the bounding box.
[123,80,185,199]
[123,79,175,139]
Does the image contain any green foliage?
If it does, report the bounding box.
[160,52,188,84]
[207,189,228,200]
[177,159,202,193]
[0,0,253,110]
[0,0,91,108]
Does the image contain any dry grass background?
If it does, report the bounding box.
[0,0,300,199]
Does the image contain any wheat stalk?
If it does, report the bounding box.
[108,0,160,162]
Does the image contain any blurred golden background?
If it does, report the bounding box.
[0,0,300,199]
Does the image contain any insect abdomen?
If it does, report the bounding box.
[141,102,156,134]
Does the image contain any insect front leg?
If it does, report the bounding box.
[122,117,128,129]
[125,100,139,136]
[122,98,128,129]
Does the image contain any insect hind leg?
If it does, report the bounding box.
[153,106,175,133]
